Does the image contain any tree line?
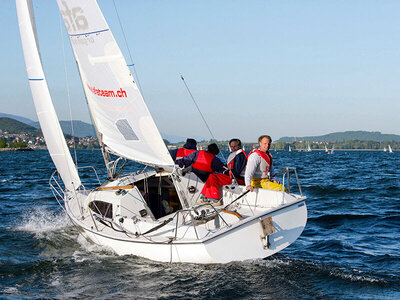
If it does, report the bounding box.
[273,140,399,150]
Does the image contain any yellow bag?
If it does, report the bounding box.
[251,178,287,192]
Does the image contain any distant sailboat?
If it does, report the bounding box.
[307,144,312,152]
[383,147,387,152]
[388,145,393,153]
[329,145,334,154]
[289,145,292,152]
[325,146,328,152]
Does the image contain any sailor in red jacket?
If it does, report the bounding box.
[176,143,225,182]
[170,138,197,162]
[200,138,248,204]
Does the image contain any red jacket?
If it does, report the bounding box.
[176,147,196,160]
[192,150,215,173]
[249,149,272,175]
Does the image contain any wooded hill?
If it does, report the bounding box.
[0,117,39,135]
[277,131,400,143]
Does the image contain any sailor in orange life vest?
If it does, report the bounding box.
[199,138,248,202]
[245,135,283,192]
[169,138,197,162]
[176,143,225,183]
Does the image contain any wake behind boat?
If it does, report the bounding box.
[16,0,307,263]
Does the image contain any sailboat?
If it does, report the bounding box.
[307,144,312,152]
[325,146,328,152]
[328,145,334,154]
[288,145,292,152]
[16,0,307,264]
[388,145,393,153]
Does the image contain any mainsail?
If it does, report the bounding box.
[16,0,81,191]
[56,0,174,171]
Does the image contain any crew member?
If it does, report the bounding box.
[200,138,248,203]
[245,135,283,192]
[170,138,197,162]
[176,143,225,182]
[225,138,248,185]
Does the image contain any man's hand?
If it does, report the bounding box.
[246,185,254,192]
[272,179,280,184]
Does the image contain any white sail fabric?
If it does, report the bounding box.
[16,0,81,191]
[56,0,174,170]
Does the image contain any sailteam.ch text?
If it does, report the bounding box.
[87,84,127,98]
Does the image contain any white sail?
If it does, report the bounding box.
[388,145,393,153]
[56,0,174,170]
[16,0,81,191]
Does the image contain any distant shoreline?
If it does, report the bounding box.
[0,148,34,151]
[0,148,24,151]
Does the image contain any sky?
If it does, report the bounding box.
[1,0,400,142]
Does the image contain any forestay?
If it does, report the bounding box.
[16,0,81,191]
[56,0,174,170]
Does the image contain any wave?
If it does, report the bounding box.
[309,213,378,223]
[380,215,400,223]
[71,235,116,262]
[305,185,374,196]
[14,207,70,236]
[258,257,390,284]
[328,268,389,284]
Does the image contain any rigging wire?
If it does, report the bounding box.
[112,0,143,92]
[180,75,227,163]
[59,13,78,167]
[58,13,83,213]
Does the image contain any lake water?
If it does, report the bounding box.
[0,150,399,299]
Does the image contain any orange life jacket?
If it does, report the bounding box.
[175,147,196,160]
[249,149,272,175]
[192,150,215,173]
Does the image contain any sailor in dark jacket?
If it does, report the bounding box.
[176,143,225,182]
[170,138,197,162]
[224,138,248,185]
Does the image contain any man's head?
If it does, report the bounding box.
[229,138,242,152]
[184,138,197,149]
[207,143,220,155]
[258,135,272,152]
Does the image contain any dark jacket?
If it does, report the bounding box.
[169,140,197,161]
[224,151,247,181]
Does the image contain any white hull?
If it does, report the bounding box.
[63,172,307,264]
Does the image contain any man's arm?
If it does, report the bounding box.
[176,152,196,168]
[244,154,259,191]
